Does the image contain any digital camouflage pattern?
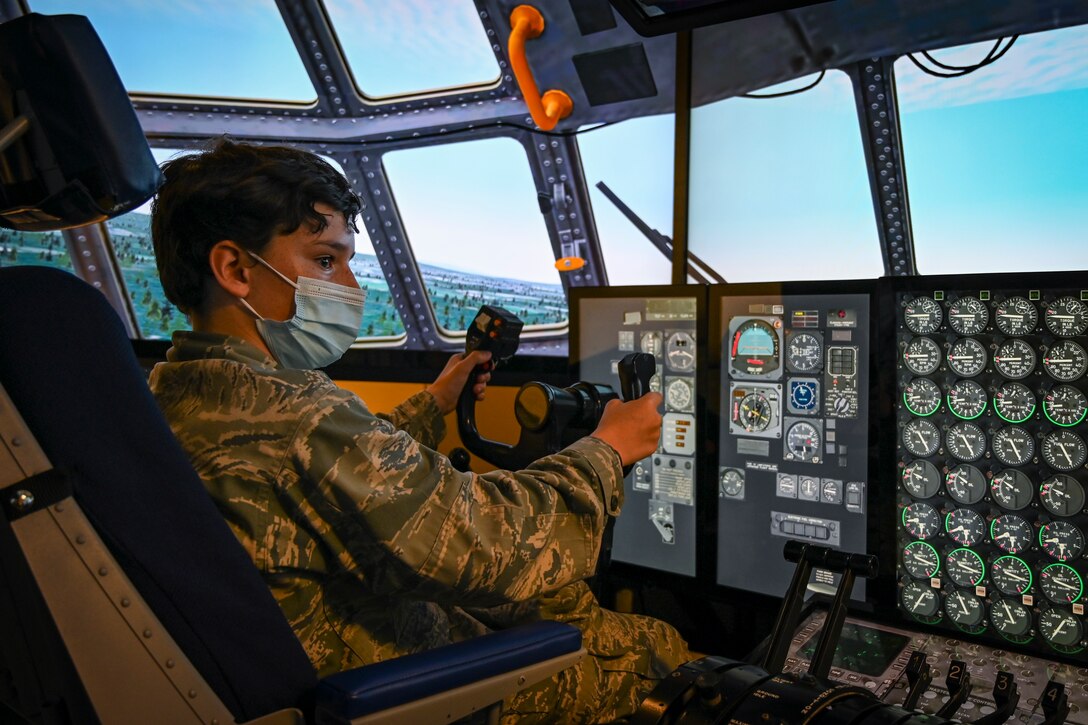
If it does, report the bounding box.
[149,331,691,722]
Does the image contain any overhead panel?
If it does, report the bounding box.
[573,43,658,106]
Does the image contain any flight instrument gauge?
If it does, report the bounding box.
[904,337,942,376]
[991,555,1033,596]
[1040,520,1085,562]
[991,469,1034,510]
[785,421,821,462]
[903,419,940,458]
[1042,430,1088,472]
[990,598,1033,639]
[665,378,694,413]
[1043,385,1088,427]
[995,382,1036,424]
[720,469,744,498]
[945,548,986,587]
[947,380,987,420]
[947,338,988,378]
[946,422,986,462]
[1039,608,1084,651]
[992,426,1035,467]
[946,464,986,505]
[1043,340,1088,382]
[666,331,696,372]
[640,331,661,358]
[995,297,1038,336]
[945,508,985,546]
[901,502,940,539]
[902,541,940,579]
[991,514,1033,554]
[729,319,777,377]
[1040,563,1084,604]
[901,581,941,619]
[944,591,984,629]
[902,460,941,498]
[903,378,941,417]
[993,339,1036,380]
[785,332,822,372]
[1045,296,1088,337]
[1040,475,1086,517]
[735,392,774,433]
[904,296,943,334]
[948,297,989,335]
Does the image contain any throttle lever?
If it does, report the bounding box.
[1040,680,1069,725]
[902,650,932,711]
[972,670,1018,725]
[935,659,971,719]
[618,352,656,401]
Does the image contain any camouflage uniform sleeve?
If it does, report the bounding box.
[297,386,623,608]
[377,390,446,448]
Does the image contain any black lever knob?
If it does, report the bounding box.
[935,659,971,719]
[1040,680,1069,725]
[971,670,1020,725]
[902,650,932,711]
[618,352,656,401]
[449,447,472,473]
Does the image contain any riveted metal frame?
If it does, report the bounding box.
[61,224,139,338]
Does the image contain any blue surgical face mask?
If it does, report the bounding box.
[238,252,366,370]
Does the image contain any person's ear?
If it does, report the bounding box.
[207,240,254,299]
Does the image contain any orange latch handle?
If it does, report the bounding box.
[508,5,573,131]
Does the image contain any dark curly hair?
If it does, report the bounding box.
[151,138,363,313]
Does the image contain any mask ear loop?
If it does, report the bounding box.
[238,250,300,321]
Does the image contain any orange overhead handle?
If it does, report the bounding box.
[508,5,573,132]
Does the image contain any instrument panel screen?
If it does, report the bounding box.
[797,622,911,677]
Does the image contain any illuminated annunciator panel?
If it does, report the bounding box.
[894,272,1088,661]
[712,283,873,600]
[570,287,705,577]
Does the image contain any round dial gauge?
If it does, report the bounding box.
[994,339,1036,380]
[902,460,942,498]
[902,581,941,618]
[902,502,940,539]
[1039,608,1084,651]
[947,380,987,420]
[1040,475,1086,517]
[1045,296,1088,337]
[640,332,661,357]
[991,555,1033,596]
[1043,341,1088,382]
[903,419,941,457]
[995,382,1037,423]
[945,508,985,546]
[946,464,986,505]
[1040,521,1085,562]
[948,297,989,335]
[946,422,986,462]
[947,338,988,378]
[786,421,821,462]
[904,378,942,417]
[995,297,1039,336]
[990,598,1033,638]
[904,337,942,376]
[666,331,697,372]
[991,514,1033,554]
[903,541,941,579]
[665,378,694,412]
[649,373,661,394]
[1040,563,1084,604]
[904,297,943,334]
[720,469,744,497]
[945,547,986,587]
[992,426,1036,467]
[735,392,773,433]
[786,332,822,372]
[991,469,1034,510]
[944,591,984,628]
[1042,430,1088,472]
[1044,385,1088,427]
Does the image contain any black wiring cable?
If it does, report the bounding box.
[741,69,827,99]
[907,35,1019,78]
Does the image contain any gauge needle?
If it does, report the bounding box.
[913,592,928,609]
[958,597,969,616]
[1002,601,1014,618]
[960,564,981,575]
[1058,442,1073,466]
[1003,570,1028,583]
[950,356,976,360]
[959,433,971,449]
[1050,358,1072,364]
[1051,578,1077,591]
[1010,440,1021,459]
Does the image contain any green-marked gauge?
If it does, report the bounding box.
[946,422,986,462]
[1041,563,1084,604]
[1043,385,1088,427]
[1040,520,1085,561]
[905,297,943,334]
[995,382,1036,424]
[947,338,987,378]
[903,541,940,579]
[948,297,989,335]
[946,464,986,505]
[990,598,1033,641]
[904,378,941,416]
[902,503,940,539]
[1042,430,1088,472]
[945,548,986,587]
[991,555,1033,595]
[946,508,985,546]
[992,426,1035,467]
[995,297,1038,336]
[990,469,1034,510]
[904,337,942,376]
[947,380,987,420]
[1043,340,1088,382]
[1045,296,1088,337]
[903,419,941,458]
[1040,608,1085,652]
[991,514,1033,554]
[1041,475,1086,517]
[901,580,941,620]
[902,460,942,498]
[944,591,985,631]
[993,339,1036,380]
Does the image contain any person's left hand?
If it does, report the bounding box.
[426,350,492,415]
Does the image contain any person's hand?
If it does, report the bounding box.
[426,350,492,415]
[589,392,663,466]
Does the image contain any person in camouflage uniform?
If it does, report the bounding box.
[147,139,692,723]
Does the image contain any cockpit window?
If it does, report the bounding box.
[29,0,315,102]
[381,138,566,334]
[321,0,501,99]
[687,69,882,282]
[0,230,73,272]
[895,24,1088,275]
